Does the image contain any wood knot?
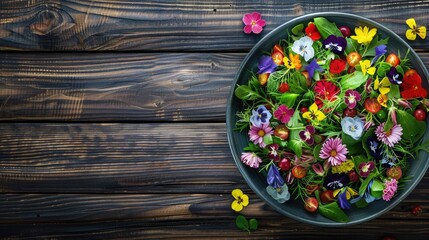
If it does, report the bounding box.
[29,7,75,36]
[293,5,305,16]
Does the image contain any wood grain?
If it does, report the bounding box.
[1,52,429,122]
[0,123,247,193]
[0,0,428,51]
[0,193,428,239]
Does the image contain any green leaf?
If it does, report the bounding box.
[289,72,308,94]
[244,143,259,152]
[354,198,369,208]
[287,110,301,128]
[313,17,343,39]
[289,139,303,158]
[318,202,349,223]
[396,65,404,76]
[362,36,389,57]
[279,93,300,108]
[361,128,375,158]
[359,173,376,196]
[341,132,364,155]
[263,134,273,145]
[249,218,258,231]
[345,38,358,55]
[273,136,288,148]
[313,143,323,161]
[397,109,427,143]
[377,62,391,77]
[370,179,384,199]
[235,215,249,231]
[235,85,261,100]
[387,84,400,99]
[292,24,304,35]
[267,70,284,93]
[340,71,368,90]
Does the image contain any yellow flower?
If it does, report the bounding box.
[334,187,359,200]
[231,189,249,212]
[350,26,377,44]
[405,18,426,40]
[359,60,376,76]
[302,103,326,122]
[331,160,355,174]
[374,76,391,95]
[377,94,388,107]
[283,53,302,70]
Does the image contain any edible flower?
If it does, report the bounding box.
[383,178,398,201]
[319,137,348,166]
[242,12,266,34]
[323,173,349,190]
[292,36,315,62]
[283,53,302,70]
[231,189,249,212]
[341,116,364,140]
[304,59,324,79]
[267,164,284,188]
[305,22,321,41]
[299,125,315,145]
[248,122,274,148]
[400,70,428,99]
[405,18,426,40]
[374,76,391,95]
[360,60,376,76]
[314,80,340,102]
[351,26,377,44]
[329,59,347,74]
[358,161,375,178]
[322,35,347,55]
[377,94,388,107]
[338,190,351,210]
[274,104,294,124]
[241,152,262,168]
[387,67,403,85]
[257,55,277,74]
[371,45,387,65]
[302,103,326,122]
[331,159,355,174]
[375,123,403,147]
[250,105,272,127]
[344,90,361,109]
[266,184,290,203]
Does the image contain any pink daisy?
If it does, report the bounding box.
[375,123,403,147]
[241,152,262,168]
[248,122,273,148]
[242,12,266,34]
[383,178,398,201]
[319,137,348,166]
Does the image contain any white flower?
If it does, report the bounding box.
[292,36,314,62]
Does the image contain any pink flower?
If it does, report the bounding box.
[241,152,262,168]
[375,123,403,147]
[274,104,294,124]
[242,12,266,34]
[383,178,398,201]
[248,122,273,148]
[344,90,361,109]
[319,138,348,166]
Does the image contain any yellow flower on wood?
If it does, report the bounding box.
[302,103,326,122]
[231,189,249,212]
[351,26,377,44]
[405,18,426,40]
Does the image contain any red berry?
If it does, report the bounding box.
[348,171,359,182]
[339,26,351,37]
[343,108,357,117]
[386,53,400,67]
[278,83,290,93]
[412,205,423,216]
[300,106,308,113]
[386,166,402,180]
[304,197,319,213]
[413,108,427,121]
[278,158,292,171]
[291,166,307,179]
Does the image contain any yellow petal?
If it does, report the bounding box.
[368,67,376,76]
[231,189,243,199]
[231,200,243,212]
[333,189,341,197]
[406,29,417,40]
[377,94,388,107]
[374,76,380,90]
[367,28,377,38]
[381,77,391,87]
[347,187,359,197]
[406,18,417,29]
[379,87,390,95]
[309,103,318,113]
[302,112,312,120]
[241,194,249,207]
[417,26,427,39]
[315,111,326,121]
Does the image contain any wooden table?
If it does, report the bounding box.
[1,1,428,239]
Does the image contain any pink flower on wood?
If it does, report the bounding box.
[243,12,266,34]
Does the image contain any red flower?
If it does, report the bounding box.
[305,23,321,41]
[329,59,347,74]
[400,71,427,99]
[314,80,340,101]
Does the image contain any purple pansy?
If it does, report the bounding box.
[323,173,349,190]
[257,55,278,74]
[267,164,284,188]
[367,136,382,160]
[299,125,316,145]
[322,35,347,55]
[344,90,361,109]
[387,67,403,85]
[267,144,280,161]
[250,105,272,127]
[304,59,324,79]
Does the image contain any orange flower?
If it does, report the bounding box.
[283,53,302,70]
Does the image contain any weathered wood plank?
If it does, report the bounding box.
[1,52,429,122]
[0,193,428,239]
[0,123,249,193]
[0,0,427,51]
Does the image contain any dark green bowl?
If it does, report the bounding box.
[226,12,429,226]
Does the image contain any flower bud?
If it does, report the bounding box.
[286,171,295,185]
[397,98,413,109]
[312,163,325,176]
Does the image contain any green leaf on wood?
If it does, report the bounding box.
[249,218,259,231]
[235,215,249,231]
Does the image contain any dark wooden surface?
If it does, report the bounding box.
[1,1,429,239]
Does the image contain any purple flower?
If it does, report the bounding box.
[250,105,272,127]
[304,59,324,79]
[248,122,274,148]
[371,45,387,65]
[324,173,349,190]
[257,55,277,74]
[322,35,347,55]
[338,190,351,210]
[299,125,315,145]
[319,138,348,166]
[344,90,361,109]
[241,152,262,168]
[267,144,280,161]
[358,161,375,178]
[375,123,403,147]
[367,136,382,160]
[383,178,398,201]
[387,67,403,85]
[267,164,284,188]
[274,104,294,124]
